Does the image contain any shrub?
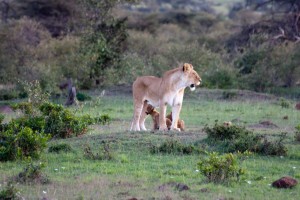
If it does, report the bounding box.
[204,123,288,156]
[278,98,291,108]
[94,114,111,125]
[48,143,73,153]
[257,133,288,156]
[14,161,49,184]
[198,152,246,184]
[0,182,20,200]
[39,102,90,138]
[0,127,49,161]
[150,139,198,155]
[204,122,253,140]
[76,92,92,102]
[83,143,115,161]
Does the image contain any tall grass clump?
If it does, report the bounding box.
[150,139,199,155]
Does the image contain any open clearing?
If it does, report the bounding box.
[0,89,300,200]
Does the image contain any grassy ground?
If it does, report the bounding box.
[0,89,300,199]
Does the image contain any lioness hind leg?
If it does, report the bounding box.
[139,101,148,131]
[130,101,144,131]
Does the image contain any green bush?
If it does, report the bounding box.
[76,92,92,102]
[0,182,20,200]
[198,152,245,184]
[0,127,49,161]
[204,122,253,140]
[48,143,73,153]
[14,161,49,184]
[277,98,291,108]
[204,123,288,156]
[150,139,199,155]
[40,102,90,138]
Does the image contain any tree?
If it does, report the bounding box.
[79,0,138,86]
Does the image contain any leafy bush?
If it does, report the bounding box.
[14,161,49,184]
[39,102,91,138]
[48,143,73,153]
[258,134,288,156]
[277,98,291,108]
[0,127,50,161]
[0,182,20,200]
[150,139,199,155]
[204,122,253,140]
[204,123,288,156]
[198,152,246,184]
[84,143,115,161]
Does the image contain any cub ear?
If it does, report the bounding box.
[182,63,192,72]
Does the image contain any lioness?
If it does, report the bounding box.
[130,63,201,131]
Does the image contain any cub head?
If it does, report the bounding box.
[145,104,155,115]
[182,63,202,91]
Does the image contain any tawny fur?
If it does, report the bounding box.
[146,105,172,130]
[166,112,185,131]
[130,63,201,131]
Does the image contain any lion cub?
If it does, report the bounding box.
[146,105,185,131]
[166,112,185,131]
[146,105,172,130]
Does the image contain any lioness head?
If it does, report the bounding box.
[182,63,202,91]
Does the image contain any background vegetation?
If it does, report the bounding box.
[0,0,299,95]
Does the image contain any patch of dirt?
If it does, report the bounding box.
[248,120,279,129]
[158,182,189,192]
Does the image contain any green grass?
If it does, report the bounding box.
[0,89,300,199]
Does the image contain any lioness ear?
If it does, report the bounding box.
[183,63,192,72]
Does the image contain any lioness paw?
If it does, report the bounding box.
[171,127,181,132]
[159,126,168,131]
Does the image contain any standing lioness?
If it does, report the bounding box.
[130,63,201,131]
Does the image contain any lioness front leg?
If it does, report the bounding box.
[171,103,181,131]
[159,102,168,131]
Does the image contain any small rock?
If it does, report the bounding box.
[200,188,210,193]
[272,176,298,188]
[176,183,189,191]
